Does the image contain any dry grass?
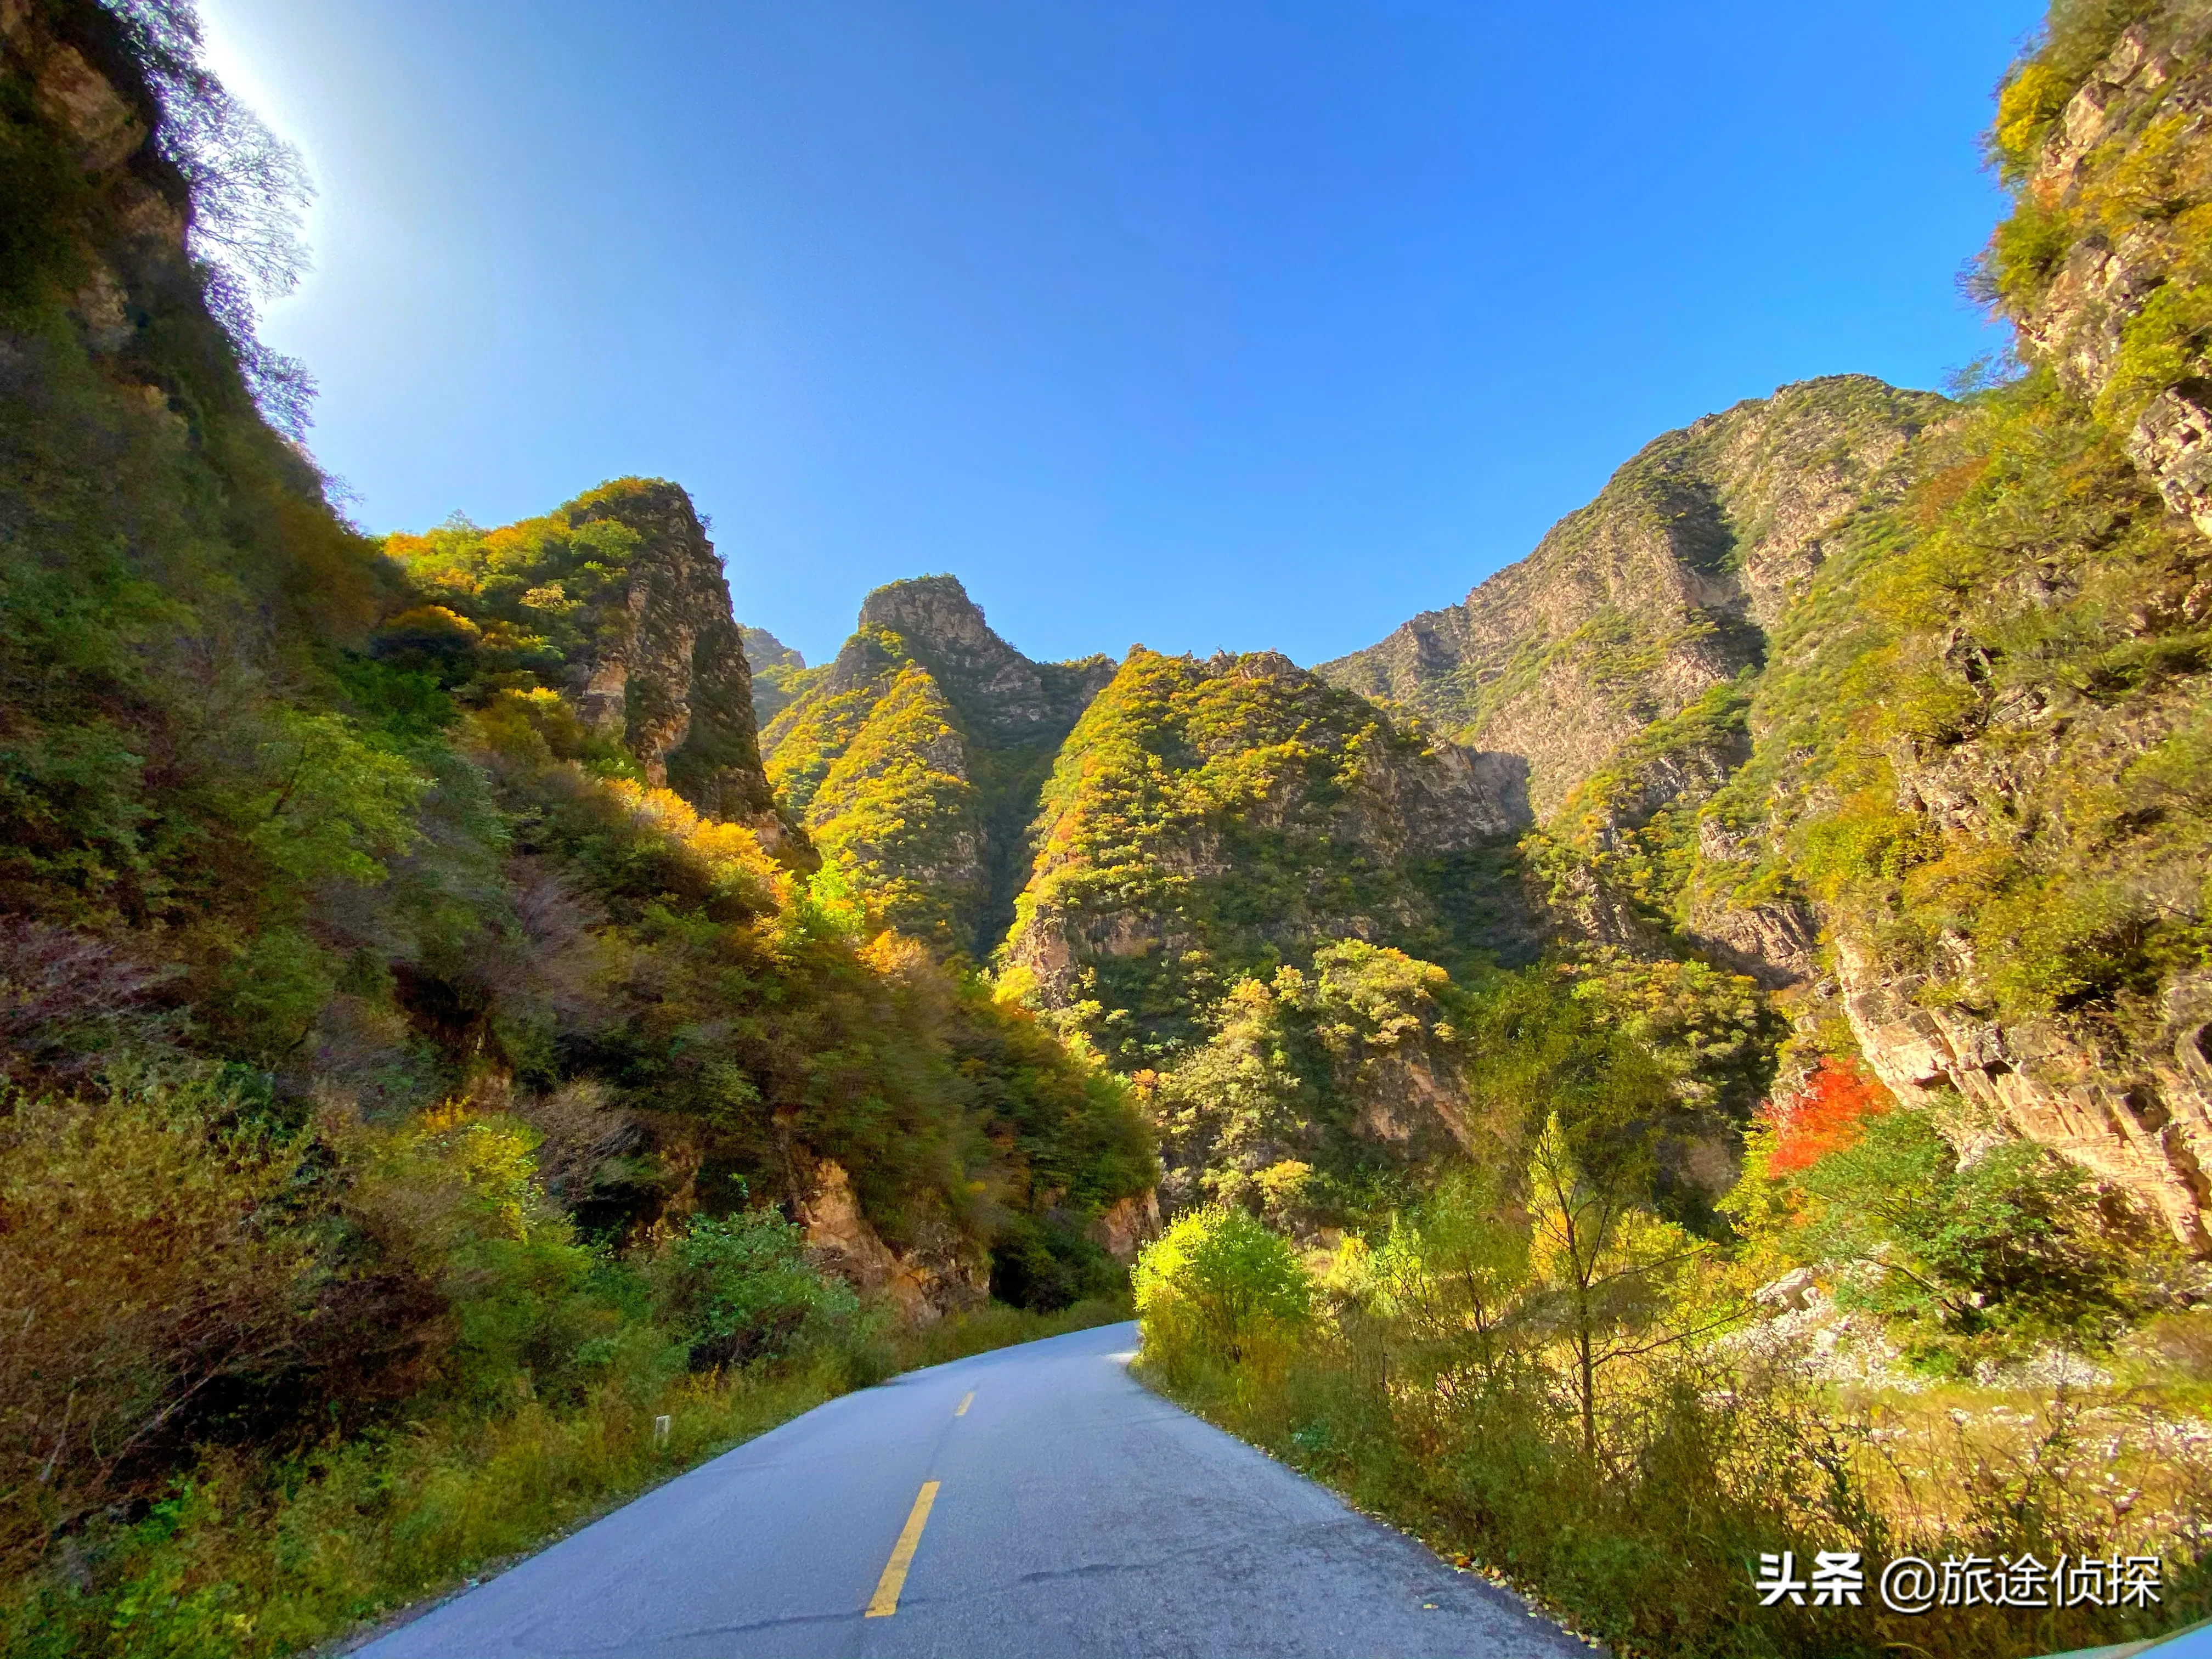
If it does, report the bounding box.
[1138,1333,2212,1659]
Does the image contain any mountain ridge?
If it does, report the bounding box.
[1317,374,1948,818]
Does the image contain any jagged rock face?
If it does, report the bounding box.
[798,1160,989,1325]
[1318,376,1943,819]
[1002,647,1533,1063]
[759,576,1114,952]
[565,482,777,826]
[1839,944,2212,1250]
[2002,14,2212,539]
[1329,335,2211,1243]
[1086,1190,1161,1261]
[738,625,810,726]
[1,0,211,398]
[739,625,803,674]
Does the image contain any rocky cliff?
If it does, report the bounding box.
[740,624,809,725]
[571,483,778,825]
[1810,0,2212,1247]
[1318,376,1945,819]
[1304,4,2212,1246]
[1994,7,2212,535]
[381,480,780,831]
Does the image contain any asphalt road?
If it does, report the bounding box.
[356,1321,1589,1659]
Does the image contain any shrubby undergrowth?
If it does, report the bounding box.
[1133,1028,2212,1658]
[0,1067,1128,1658]
[1141,1307,2210,1659]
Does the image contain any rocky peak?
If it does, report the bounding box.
[559,479,776,826]
[857,574,1002,663]
[757,578,1116,953]
[738,625,804,674]
[854,575,1113,742]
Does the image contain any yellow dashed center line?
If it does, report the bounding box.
[954,1391,974,1417]
[865,1480,939,1618]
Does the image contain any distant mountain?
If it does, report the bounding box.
[739,624,810,725]
[1317,375,1944,819]
[740,625,804,673]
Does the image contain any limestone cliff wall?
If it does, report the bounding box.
[2006,14,2212,538]
[1839,942,2212,1248]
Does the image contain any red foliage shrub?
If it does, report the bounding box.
[1764,1057,1893,1175]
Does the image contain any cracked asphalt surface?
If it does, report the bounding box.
[355,1321,1588,1659]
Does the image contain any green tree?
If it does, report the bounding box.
[1362,1163,1532,1390]
[1791,1104,2136,1365]
[1524,1114,1711,1459]
[650,1209,860,1370]
[1134,1204,1311,1380]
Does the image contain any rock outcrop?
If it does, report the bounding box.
[1086,1190,1163,1261]
[1839,945,2212,1249]
[2001,13,2212,539]
[565,482,778,826]
[2,0,190,311]
[798,1160,990,1325]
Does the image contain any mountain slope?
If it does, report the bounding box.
[0,0,1154,1321]
[1305,3,2212,1245]
[1318,375,1946,819]
[758,576,1114,953]
[1000,647,1534,1068]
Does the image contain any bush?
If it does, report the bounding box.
[648,1209,860,1370]
[988,1215,1124,1312]
[0,1073,328,1564]
[1134,1204,1311,1383]
[1139,1163,2209,1659]
[1791,1104,2138,1364]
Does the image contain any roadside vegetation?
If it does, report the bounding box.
[1132,1030,2212,1659]
[8,1,2212,1657]
[0,1065,1127,1659]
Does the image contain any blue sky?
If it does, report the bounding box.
[201,0,2044,669]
